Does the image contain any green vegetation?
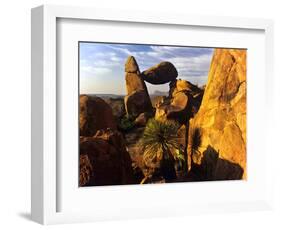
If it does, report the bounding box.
[118,115,135,131]
[139,118,184,181]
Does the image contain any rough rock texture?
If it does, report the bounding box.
[155,91,193,124]
[125,73,148,95]
[134,112,150,127]
[124,56,152,117]
[80,95,117,136]
[79,154,93,186]
[124,127,146,168]
[154,79,204,124]
[104,97,126,119]
[141,62,178,84]
[79,129,137,186]
[125,56,140,73]
[169,79,204,117]
[124,90,153,118]
[169,79,203,98]
[188,49,246,180]
[177,124,188,150]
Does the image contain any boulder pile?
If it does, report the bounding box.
[79,95,140,186]
[79,129,138,186]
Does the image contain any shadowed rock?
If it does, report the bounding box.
[79,154,93,186]
[79,129,137,186]
[80,95,117,136]
[124,90,153,118]
[141,61,178,84]
[189,145,244,181]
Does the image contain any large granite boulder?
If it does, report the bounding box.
[80,95,117,136]
[124,56,152,117]
[169,79,204,116]
[169,79,203,98]
[79,129,137,186]
[155,91,193,124]
[188,49,247,180]
[104,97,126,119]
[141,61,178,84]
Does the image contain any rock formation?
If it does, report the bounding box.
[79,129,138,186]
[104,97,126,119]
[134,112,150,127]
[188,49,246,180]
[141,61,178,84]
[155,91,193,124]
[124,56,152,117]
[124,90,153,118]
[169,79,204,117]
[80,95,117,136]
[169,79,203,98]
[155,79,204,124]
[79,154,93,186]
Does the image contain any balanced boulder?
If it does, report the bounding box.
[141,61,178,84]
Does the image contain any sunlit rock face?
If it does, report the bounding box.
[188,49,247,180]
[155,79,204,124]
[155,91,193,124]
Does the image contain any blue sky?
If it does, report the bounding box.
[79,42,214,95]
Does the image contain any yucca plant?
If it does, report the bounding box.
[139,118,184,181]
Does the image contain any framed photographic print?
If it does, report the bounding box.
[31,5,274,224]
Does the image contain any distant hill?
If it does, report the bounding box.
[151,90,168,96]
[85,94,125,99]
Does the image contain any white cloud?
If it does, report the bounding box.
[81,66,112,75]
[110,56,123,62]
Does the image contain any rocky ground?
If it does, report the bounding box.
[79,48,247,186]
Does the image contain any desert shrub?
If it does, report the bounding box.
[118,114,135,131]
[139,118,184,181]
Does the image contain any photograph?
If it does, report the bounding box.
[78,42,247,186]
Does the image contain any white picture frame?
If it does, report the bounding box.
[31,4,274,225]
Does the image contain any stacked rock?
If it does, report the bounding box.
[124,56,153,118]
